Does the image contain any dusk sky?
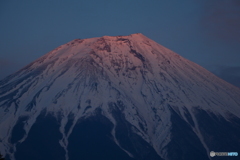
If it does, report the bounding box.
[0,0,240,87]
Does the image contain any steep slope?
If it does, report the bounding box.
[0,33,240,160]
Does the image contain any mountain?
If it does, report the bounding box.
[0,33,240,160]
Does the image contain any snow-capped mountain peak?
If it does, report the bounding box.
[0,33,240,160]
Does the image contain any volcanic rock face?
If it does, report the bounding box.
[0,33,240,160]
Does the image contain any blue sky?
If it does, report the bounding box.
[0,0,240,87]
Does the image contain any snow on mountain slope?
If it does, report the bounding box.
[0,33,240,160]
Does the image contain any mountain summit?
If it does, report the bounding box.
[0,33,240,160]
